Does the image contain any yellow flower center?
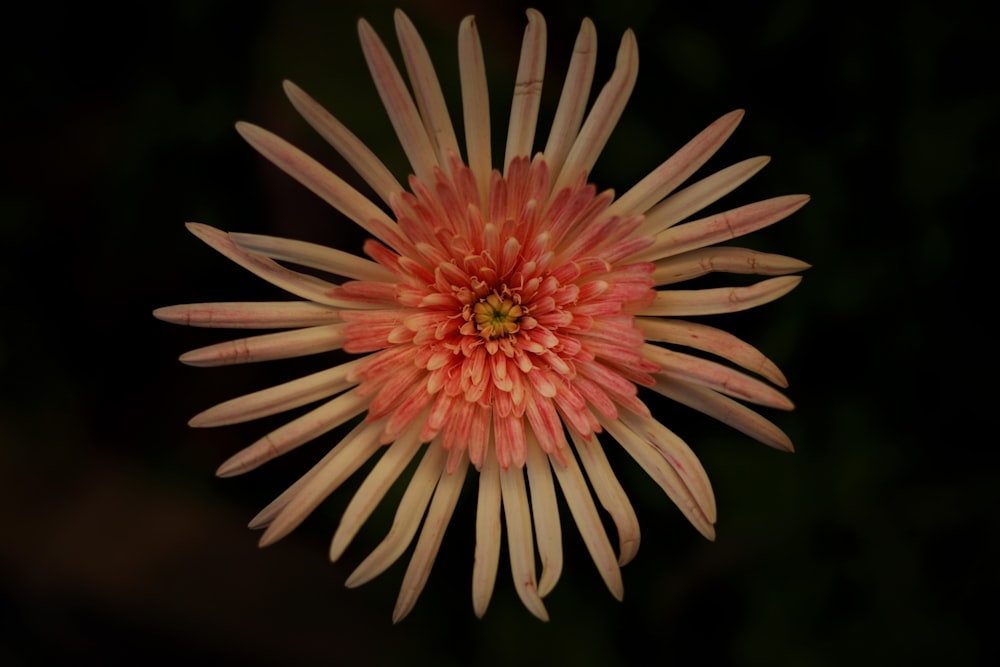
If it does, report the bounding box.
[473,293,523,339]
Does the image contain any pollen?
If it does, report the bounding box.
[473,292,524,339]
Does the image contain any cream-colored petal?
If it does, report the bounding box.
[525,432,562,597]
[636,317,788,387]
[282,80,404,206]
[642,343,794,410]
[186,223,377,309]
[499,462,549,621]
[345,440,448,587]
[248,421,379,530]
[638,157,771,236]
[179,323,346,368]
[548,437,624,600]
[606,109,745,219]
[233,125,402,244]
[634,194,810,262]
[458,16,492,207]
[215,388,371,477]
[357,18,440,186]
[394,10,461,171]
[190,358,364,428]
[542,18,596,184]
[551,29,638,194]
[258,421,384,546]
[652,247,811,285]
[230,232,395,282]
[393,451,469,623]
[639,275,802,317]
[153,301,340,329]
[617,409,716,522]
[601,415,716,540]
[329,424,425,561]
[472,442,502,618]
[650,376,794,452]
[503,9,546,172]
[569,430,640,566]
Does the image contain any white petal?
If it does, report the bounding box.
[215,388,371,477]
[233,126,402,246]
[617,409,716,522]
[247,420,377,530]
[358,18,440,186]
[345,440,448,587]
[637,276,802,317]
[650,376,794,452]
[601,415,716,540]
[472,441,502,618]
[329,424,426,560]
[230,232,395,282]
[186,223,374,309]
[638,156,771,235]
[636,317,788,387]
[257,421,383,546]
[652,247,811,285]
[153,301,340,329]
[634,194,810,262]
[606,109,745,219]
[642,343,794,410]
[179,323,346,367]
[499,461,549,621]
[393,451,469,623]
[552,28,638,194]
[525,432,562,597]
[504,9,547,171]
[283,80,404,207]
[549,436,624,600]
[458,16,492,207]
[569,430,641,565]
[190,358,364,427]
[394,10,462,171]
[542,18,596,184]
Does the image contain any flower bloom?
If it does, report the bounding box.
[156,9,808,622]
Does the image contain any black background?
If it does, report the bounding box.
[1,0,995,664]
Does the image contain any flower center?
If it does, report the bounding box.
[472,292,523,339]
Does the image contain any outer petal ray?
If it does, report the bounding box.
[329,425,427,560]
[234,126,402,245]
[552,29,639,194]
[230,232,395,282]
[346,440,448,586]
[153,301,340,329]
[542,18,597,183]
[606,109,745,219]
[548,440,624,600]
[283,80,405,206]
[393,451,469,623]
[358,18,440,186]
[639,276,802,317]
[190,358,364,427]
[395,10,462,171]
[500,462,548,621]
[472,441,502,618]
[638,156,771,235]
[636,317,788,387]
[504,9,547,171]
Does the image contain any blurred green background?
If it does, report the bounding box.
[1,0,994,664]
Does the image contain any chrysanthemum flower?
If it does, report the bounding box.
[156,9,808,622]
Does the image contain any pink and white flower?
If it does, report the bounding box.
[156,9,808,622]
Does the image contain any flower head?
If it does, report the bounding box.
[156,9,808,622]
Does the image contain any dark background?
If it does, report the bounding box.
[1,0,994,664]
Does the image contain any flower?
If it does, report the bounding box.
[155,9,808,622]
